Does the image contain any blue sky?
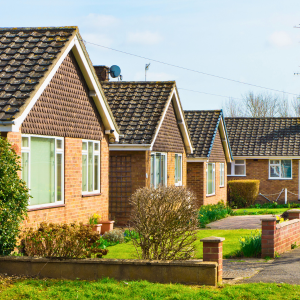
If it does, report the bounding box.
[1,0,300,111]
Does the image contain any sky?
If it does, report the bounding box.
[1,0,300,113]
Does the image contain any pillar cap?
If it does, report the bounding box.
[261,217,277,221]
[287,209,300,213]
[200,236,225,243]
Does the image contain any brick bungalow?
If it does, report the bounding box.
[225,117,300,203]
[98,80,193,224]
[0,27,119,226]
[184,110,233,207]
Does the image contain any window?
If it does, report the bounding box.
[227,160,246,176]
[175,154,182,186]
[220,163,225,187]
[150,152,167,188]
[21,135,64,208]
[269,160,292,179]
[206,163,215,196]
[82,140,100,194]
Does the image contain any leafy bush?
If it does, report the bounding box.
[130,185,198,260]
[239,230,261,257]
[228,180,260,208]
[0,138,29,255]
[124,229,139,243]
[102,229,125,244]
[198,202,234,228]
[19,222,108,259]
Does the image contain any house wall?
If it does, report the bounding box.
[228,159,299,203]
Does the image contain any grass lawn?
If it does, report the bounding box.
[105,229,254,259]
[1,278,300,299]
[234,208,288,216]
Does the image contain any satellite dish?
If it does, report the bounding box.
[109,65,121,78]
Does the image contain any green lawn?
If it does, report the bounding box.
[1,278,300,299]
[105,229,254,259]
[234,208,288,216]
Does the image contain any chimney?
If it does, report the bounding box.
[94,66,110,81]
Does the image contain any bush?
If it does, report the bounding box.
[124,229,139,243]
[228,180,260,208]
[239,230,261,257]
[19,222,108,259]
[0,138,29,255]
[129,185,198,260]
[198,202,234,228]
[102,229,124,244]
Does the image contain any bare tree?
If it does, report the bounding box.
[223,98,242,117]
[292,97,300,117]
[277,95,291,117]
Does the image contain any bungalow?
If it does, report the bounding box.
[184,110,233,207]
[0,26,119,226]
[98,80,193,224]
[225,117,300,203]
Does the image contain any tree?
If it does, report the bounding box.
[0,138,29,255]
[292,97,300,117]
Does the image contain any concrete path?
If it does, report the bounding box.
[207,215,274,230]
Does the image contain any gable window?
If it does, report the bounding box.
[21,135,64,208]
[82,140,100,194]
[220,163,225,187]
[269,160,292,179]
[175,154,182,186]
[150,152,167,188]
[227,160,246,176]
[206,163,215,196]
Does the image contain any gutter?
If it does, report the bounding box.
[0,121,15,125]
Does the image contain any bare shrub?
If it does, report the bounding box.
[102,229,124,244]
[129,185,198,260]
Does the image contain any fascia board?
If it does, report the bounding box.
[234,156,300,160]
[109,144,151,151]
[219,118,232,162]
[187,158,208,162]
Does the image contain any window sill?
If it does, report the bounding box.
[219,185,225,188]
[28,203,65,212]
[268,178,293,180]
[227,175,246,177]
[206,193,216,197]
[82,193,102,197]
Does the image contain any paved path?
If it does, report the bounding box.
[207,215,274,229]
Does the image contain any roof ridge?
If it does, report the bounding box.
[102,81,175,84]
[0,26,78,31]
[225,117,300,120]
[184,109,222,112]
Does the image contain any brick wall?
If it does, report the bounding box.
[228,159,299,203]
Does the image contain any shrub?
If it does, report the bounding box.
[102,229,124,244]
[239,230,261,257]
[124,229,139,243]
[19,222,108,259]
[198,202,234,228]
[228,180,260,208]
[0,138,29,255]
[129,185,198,260]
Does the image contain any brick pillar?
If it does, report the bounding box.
[288,209,300,220]
[200,236,225,283]
[261,217,276,258]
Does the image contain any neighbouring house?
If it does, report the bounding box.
[98,80,193,224]
[184,110,233,207]
[0,27,119,226]
[225,117,300,203]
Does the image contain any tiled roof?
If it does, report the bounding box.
[225,117,300,156]
[0,26,76,121]
[101,81,175,144]
[184,110,222,158]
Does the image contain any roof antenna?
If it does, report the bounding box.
[145,63,150,81]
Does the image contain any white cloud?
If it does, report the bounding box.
[81,33,113,48]
[82,14,120,29]
[127,31,163,45]
[268,31,293,47]
[133,71,175,81]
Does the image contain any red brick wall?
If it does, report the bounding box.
[228,159,299,203]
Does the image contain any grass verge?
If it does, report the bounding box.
[234,208,287,216]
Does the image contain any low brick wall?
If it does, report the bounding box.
[262,210,300,258]
[0,257,217,286]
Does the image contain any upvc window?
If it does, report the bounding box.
[227,160,246,176]
[150,152,167,188]
[269,160,292,179]
[206,163,215,196]
[220,163,225,187]
[175,153,182,186]
[82,140,100,195]
[21,135,64,208]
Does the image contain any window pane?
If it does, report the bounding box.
[22,137,29,148]
[56,140,62,149]
[56,153,62,201]
[30,137,55,205]
[94,143,99,151]
[82,154,87,191]
[178,155,182,183]
[270,160,279,165]
[88,142,93,192]
[156,154,161,186]
[270,165,280,178]
[82,142,87,151]
[21,152,29,186]
[175,154,178,183]
[235,160,245,165]
[235,165,245,175]
[150,155,154,186]
[281,160,292,178]
[220,163,224,186]
[227,163,232,175]
[94,155,99,190]
[207,163,213,195]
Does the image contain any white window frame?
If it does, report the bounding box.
[82,140,101,195]
[206,163,216,196]
[219,163,225,187]
[175,153,183,186]
[150,152,167,188]
[227,160,246,176]
[21,134,64,209]
[269,159,292,180]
